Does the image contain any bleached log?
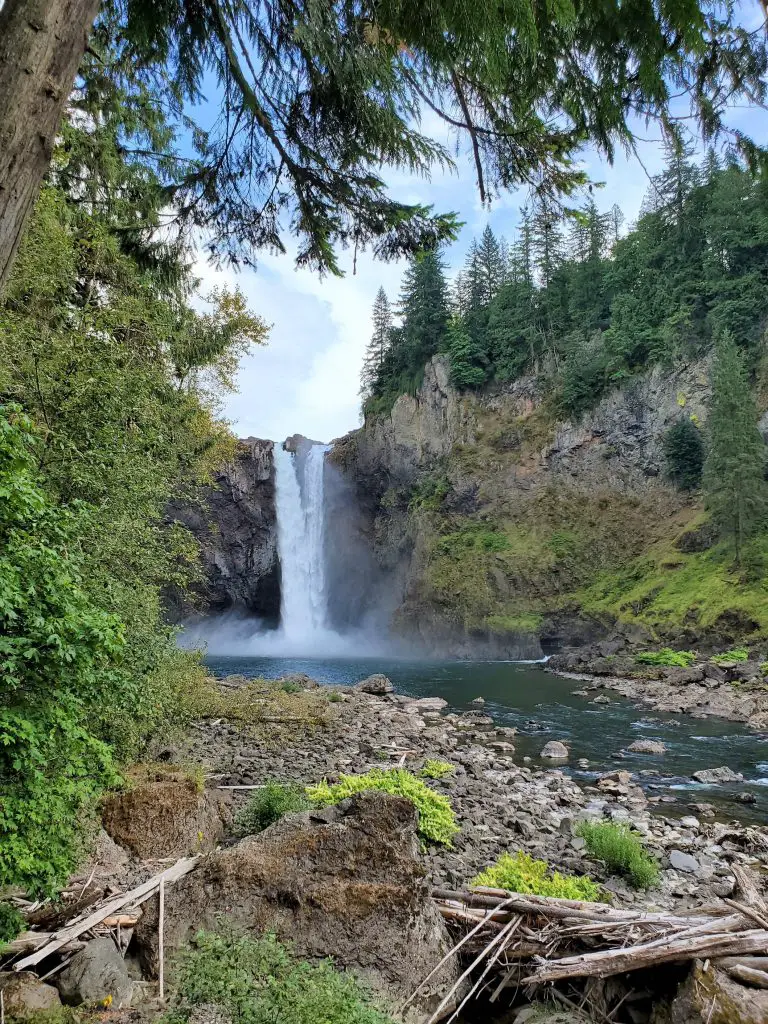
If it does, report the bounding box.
[13,856,199,971]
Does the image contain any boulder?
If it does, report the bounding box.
[135,793,461,1020]
[277,673,319,690]
[0,973,62,1017]
[628,739,667,755]
[666,959,768,1023]
[102,778,232,860]
[540,740,569,760]
[57,937,134,1007]
[354,674,394,695]
[410,697,448,712]
[669,850,699,874]
[691,766,744,785]
[470,696,486,704]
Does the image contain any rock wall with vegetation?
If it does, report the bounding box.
[335,352,768,657]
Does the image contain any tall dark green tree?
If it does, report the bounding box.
[361,286,392,397]
[703,333,768,563]
[664,418,705,491]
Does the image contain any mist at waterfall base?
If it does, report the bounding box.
[182,441,401,659]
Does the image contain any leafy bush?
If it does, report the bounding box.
[420,759,454,780]
[472,851,600,901]
[711,647,749,665]
[234,783,311,836]
[307,769,459,847]
[663,418,705,491]
[635,648,696,667]
[575,821,659,889]
[169,930,396,1024]
[0,902,25,947]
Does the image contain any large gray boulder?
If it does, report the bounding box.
[0,973,61,1017]
[354,674,394,695]
[540,740,569,760]
[692,766,744,784]
[628,739,667,754]
[135,793,461,1021]
[56,938,134,1007]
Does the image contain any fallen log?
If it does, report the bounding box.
[13,856,199,971]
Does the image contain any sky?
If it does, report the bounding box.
[193,10,768,445]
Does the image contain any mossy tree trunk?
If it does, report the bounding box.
[0,0,99,294]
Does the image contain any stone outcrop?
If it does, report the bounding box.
[57,937,134,1007]
[0,973,62,1017]
[135,792,462,1020]
[167,437,279,621]
[101,778,232,860]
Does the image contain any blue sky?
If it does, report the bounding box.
[193,6,768,444]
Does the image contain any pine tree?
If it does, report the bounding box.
[664,418,705,491]
[608,204,625,247]
[447,315,488,389]
[360,286,392,397]
[703,333,768,563]
[475,226,506,304]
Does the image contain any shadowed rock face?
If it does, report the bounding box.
[167,437,280,622]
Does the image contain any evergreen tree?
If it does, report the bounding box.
[361,287,392,397]
[664,418,705,491]
[608,204,625,247]
[703,333,768,563]
[447,316,488,389]
[475,226,506,304]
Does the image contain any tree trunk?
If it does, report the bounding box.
[0,0,100,294]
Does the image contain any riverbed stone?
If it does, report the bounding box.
[692,766,744,784]
[628,739,667,754]
[540,740,569,760]
[669,849,699,873]
[354,674,393,695]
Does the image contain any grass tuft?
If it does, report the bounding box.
[635,648,696,668]
[307,769,459,847]
[168,930,396,1024]
[711,647,749,665]
[234,782,311,837]
[420,759,455,780]
[575,821,659,889]
[472,851,600,901]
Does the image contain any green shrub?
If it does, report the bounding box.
[663,418,705,491]
[169,930,396,1024]
[635,648,696,667]
[711,647,749,665]
[0,902,25,948]
[575,821,659,889]
[472,851,600,901]
[307,769,459,847]
[420,759,454,780]
[234,783,310,836]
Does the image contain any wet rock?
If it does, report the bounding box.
[411,697,448,711]
[669,850,699,873]
[679,816,700,830]
[628,739,667,755]
[135,793,460,1020]
[471,696,486,704]
[0,974,62,1017]
[592,694,611,704]
[540,740,569,760]
[354,674,393,695]
[692,766,744,784]
[57,937,134,1007]
[666,959,768,1023]
[278,673,319,690]
[739,792,758,804]
[101,778,231,859]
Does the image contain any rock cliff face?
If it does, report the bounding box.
[168,437,280,622]
[333,355,716,657]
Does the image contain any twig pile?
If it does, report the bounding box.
[421,865,768,1022]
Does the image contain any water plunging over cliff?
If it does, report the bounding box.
[274,442,331,642]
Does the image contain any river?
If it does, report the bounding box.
[204,655,768,823]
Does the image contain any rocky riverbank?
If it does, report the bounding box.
[548,644,768,731]
[176,675,768,910]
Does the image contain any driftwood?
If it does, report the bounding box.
[426,878,768,1013]
[12,856,199,971]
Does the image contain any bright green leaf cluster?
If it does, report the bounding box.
[420,759,455,780]
[307,769,459,847]
[234,783,311,837]
[575,821,659,890]
[711,647,749,665]
[635,648,696,668]
[472,851,600,901]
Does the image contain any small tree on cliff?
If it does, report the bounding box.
[703,333,768,563]
[361,287,393,398]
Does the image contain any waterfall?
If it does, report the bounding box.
[274,442,330,641]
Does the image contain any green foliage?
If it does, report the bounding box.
[664,419,705,491]
[472,851,600,901]
[711,647,749,665]
[0,902,25,947]
[703,332,768,563]
[575,821,659,889]
[234,783,311,837]
[409,475,451,513]
[307,769,459,847]
[168,931,396,1024]
[420,759,455,780]
[635,648,696,667]
[0,406,123,894]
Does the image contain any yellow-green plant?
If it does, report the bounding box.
[635,648,696,668]
[308,769,459,846]
[575,821,659,889]
[420,759,454,780]
[711,647,749,665]
[472,851,600,901]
